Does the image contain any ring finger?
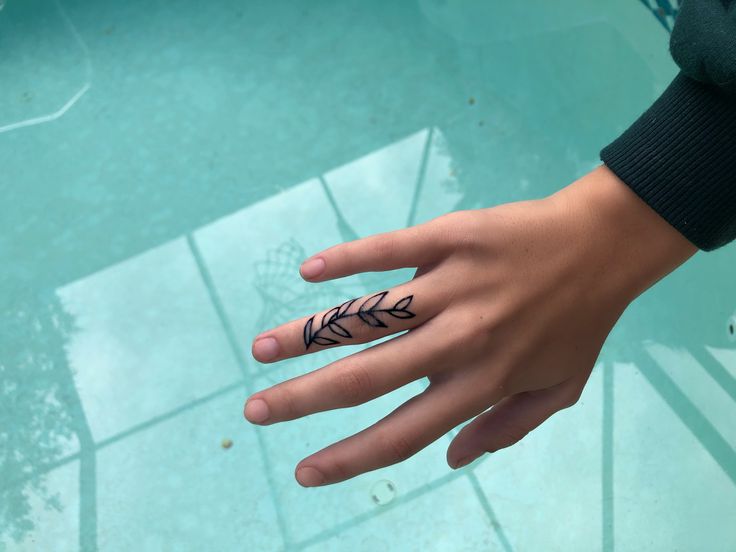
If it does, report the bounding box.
[245,313,453,425]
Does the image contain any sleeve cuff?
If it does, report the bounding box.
[600,72,736,251]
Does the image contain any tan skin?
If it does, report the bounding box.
[244,165,697,487]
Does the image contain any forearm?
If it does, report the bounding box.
[598,0,736,252]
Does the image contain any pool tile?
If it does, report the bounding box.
[301,475,508,551]
[57,238,243,442]
[611,360,736,551]
[469,364,605,551]
[95,388,283,552]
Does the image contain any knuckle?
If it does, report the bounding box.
[435,213,465,245]
[559,386,582,409]
[373,234,398,260]
[327,456,351,481]
[382,433,417,464]
[335,365,373,406]
[274,387,300,420]
[337,244,359,272]
[495,361,519,389]
[433,210,461,227]
[449,312,498,355]
[467,317,495,344]
[435,210,481,250]
[348,319,372,341]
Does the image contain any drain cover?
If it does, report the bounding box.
[370,479,396,506]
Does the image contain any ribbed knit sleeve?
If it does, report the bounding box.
[600,0,736,251]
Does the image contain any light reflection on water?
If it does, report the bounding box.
[1,0,734,550]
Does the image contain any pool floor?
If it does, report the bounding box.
[1,0,735,550]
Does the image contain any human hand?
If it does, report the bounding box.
[244,165,697,487]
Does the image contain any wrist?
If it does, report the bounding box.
[550,165,698,306]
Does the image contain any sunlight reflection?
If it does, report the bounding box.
[0,0,92,134]
[57,239,242,442]
[40,126,462,547]
[645,342,736,445]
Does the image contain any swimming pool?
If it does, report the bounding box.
[1,0,735,550]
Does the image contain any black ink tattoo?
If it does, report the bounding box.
[303,291,415,349]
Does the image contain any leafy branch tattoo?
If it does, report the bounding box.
[303,291,415,349]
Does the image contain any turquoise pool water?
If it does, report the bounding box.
[2,0,735,550]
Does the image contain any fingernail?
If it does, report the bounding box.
[296,466,325,487]
[300,257,325,279]
[253,337,279,361]
[453,453,480,469]
[453,456,471,469]
[244,398,270,423]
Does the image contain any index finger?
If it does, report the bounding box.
[298,214,456,282]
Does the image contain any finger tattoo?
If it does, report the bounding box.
[303,291,416,349]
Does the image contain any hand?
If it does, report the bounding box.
[244,165,697,487]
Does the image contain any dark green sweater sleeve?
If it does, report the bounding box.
[600,0,736,251]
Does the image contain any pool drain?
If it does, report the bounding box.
[370,479,396,506]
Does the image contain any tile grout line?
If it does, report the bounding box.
[463,470,514,552]
[440,377,514,550]
[636,346,736,486]
[2,381,245,491]
[291,469,467,551]
[186,233,292,550]
[38,301,98,552]
[95,381,244,450]
[406,126,434,228]
[78,441,97,552]
[602,362,614,552]
[691,347,736,403]
[422,379,513,550]
[317,175,360,244]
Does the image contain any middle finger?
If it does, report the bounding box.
[251,278,444,363]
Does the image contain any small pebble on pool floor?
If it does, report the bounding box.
[221,438,233,449]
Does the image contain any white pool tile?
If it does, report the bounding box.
[57,238,243,442]
[95,388,283,552]
[469,365,605,551]
[612,360,736,551]
[2,461,80,551]
[645,342,736,445]
[248,373,469,546]
[303,475,506,552]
